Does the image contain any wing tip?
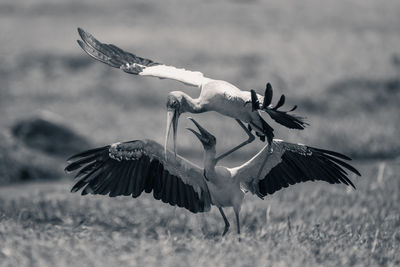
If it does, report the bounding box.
[310,147,362,177]
[70,186,79,193]
[77,27,89,42]
[76,39,86,51]
[353,169,362,177]
[64,164,77,173]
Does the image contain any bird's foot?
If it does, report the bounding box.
[222,224,230,236]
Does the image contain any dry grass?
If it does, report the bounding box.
[1,0,399,266]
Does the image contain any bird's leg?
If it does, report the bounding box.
[235,210,241,235]
[218,207,230,236]
[215,119,255,163]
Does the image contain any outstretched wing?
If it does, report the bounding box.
[65,139,211,213]
[77,28,211,87]
[230,140,361,197]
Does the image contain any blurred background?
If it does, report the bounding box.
[0,0,399,266]
[1,0,400,184]
[1,0,399,183]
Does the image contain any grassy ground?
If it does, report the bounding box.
[1,0,399,266]
[0,161,399,266]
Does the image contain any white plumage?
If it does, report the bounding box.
[138,65,211,87]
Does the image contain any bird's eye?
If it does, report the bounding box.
[167,99,177,109]
[172,100,180,108]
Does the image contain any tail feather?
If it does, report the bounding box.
[250,83,308,130]
[264,109,308,129]
[273,95,285,110]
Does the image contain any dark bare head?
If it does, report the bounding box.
[166,92,184,113]
[186,117,216,151]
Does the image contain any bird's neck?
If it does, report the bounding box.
[180,93,203,113]
[203,148,217,177]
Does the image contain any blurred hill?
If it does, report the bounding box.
[1,0,399,183]
[0,130,62,185]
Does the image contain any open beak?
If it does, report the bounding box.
[164,109,179,157]
[186,117,214,146]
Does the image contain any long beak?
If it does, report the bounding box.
[186,117,214,145]
[164,109,179,158]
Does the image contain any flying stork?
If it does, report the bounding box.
[65,118,360,236]
[76,28,307,158]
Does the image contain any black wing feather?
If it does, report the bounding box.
[77,28,160,74]
[171,176,179,206]
[310,147,352,161]
[259,147,360,196]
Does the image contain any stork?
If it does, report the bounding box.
[65,118,360,236]
[76,28,307,158]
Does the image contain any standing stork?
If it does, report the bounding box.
[76,28,307,157]
[65,118,360,236]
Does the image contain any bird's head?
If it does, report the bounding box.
[165,92,184,157]
[166,92,183,113]
[186,117,216,151]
